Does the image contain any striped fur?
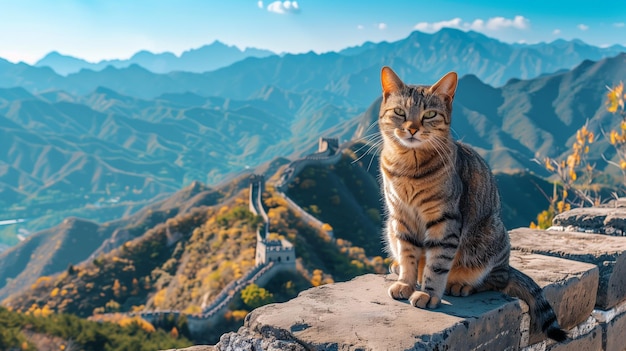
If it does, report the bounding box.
[379,67,567,342]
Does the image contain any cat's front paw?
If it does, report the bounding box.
[388,281,415,300]
[409,291,440,309]
[445,283,475,297]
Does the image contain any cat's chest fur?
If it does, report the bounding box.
[380,148,459,236]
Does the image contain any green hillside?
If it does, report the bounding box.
[2,171,386,343]
[0,181,224,301]
[0,306,191,351]
[286,152,384,257]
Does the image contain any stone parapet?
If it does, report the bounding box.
[552,203,626,235]
[212,247,600,351]
[510,227,626,309]
[509,251,598,344]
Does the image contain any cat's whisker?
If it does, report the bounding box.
[363,120,379,134]
[426,138,453,180]
[351,132,384,150]
[351,134,383,163]
[450,127,461,140]
[366,150,378,172]
[351,134,382,151]
[352,139,383,164]
[427,136,454,179]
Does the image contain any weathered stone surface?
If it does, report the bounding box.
[213,251,598,350]
[511,227,626,309]
[238,274,524,351]
[509,251,598,345]
[604,310,626,351]
[523,317,601,351]
[544,324,601,351]
[552,204,626,235]
[217,325,306,351]
[593,298,626,351]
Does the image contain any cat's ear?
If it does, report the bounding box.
[381,66,404,101]
[430,72,458,100]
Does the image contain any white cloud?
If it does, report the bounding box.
[266,1,300,14]
[614,22,625,28]
[483,16,529,30]
[257,1,263,9]
[414,17,463,32]
[414,16,529,33]
[378,22,387,30]
[469,19,484,30]
[552,29,561,35]
[578,24,589,31]
[357,24,364,30]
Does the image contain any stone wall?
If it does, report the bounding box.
[203,205,626,351]
[276,191,333,239]
[275,137,344,192]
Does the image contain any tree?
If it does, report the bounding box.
[240,284,274,309]
[531,82,626,228]
[112,279,122,298]
[605,82,626,183]
[532,121,597,228]
[170,327,179,339]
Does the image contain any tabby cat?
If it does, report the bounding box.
[378,66,567,342]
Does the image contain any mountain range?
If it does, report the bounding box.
[0,28,624,242]
[35,41,276,75]
[2,28,625,105]
[0,82,360,244]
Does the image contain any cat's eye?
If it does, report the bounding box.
[393,108,406,117]
[423,110,437,119]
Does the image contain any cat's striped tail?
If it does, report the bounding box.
[504,267,568,342]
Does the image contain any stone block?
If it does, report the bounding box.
[553,205,626,234]
[604,310,626,351]
[593,299,626,351]
[510,251,598,345]
[544,325,601,351]
[244,274,524,351]
[511,227,626,309]
[522,316,601,351]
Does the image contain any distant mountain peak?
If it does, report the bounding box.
[40,51,65,59]
[32,41,277,75]
[206,40,231,48]
[130,50,177,59]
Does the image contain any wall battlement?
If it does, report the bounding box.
[276,136,344,191]
[249,174,296,268]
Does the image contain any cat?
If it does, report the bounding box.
[378,66,567,342]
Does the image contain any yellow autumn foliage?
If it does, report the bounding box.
[118,316,156,333]
[606,82,624,113]
[152,288,167,308]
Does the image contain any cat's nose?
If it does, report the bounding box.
[407,128,418,135]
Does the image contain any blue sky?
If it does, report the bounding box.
[1,0,625,64]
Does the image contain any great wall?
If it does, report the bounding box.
[119,137,343,337]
